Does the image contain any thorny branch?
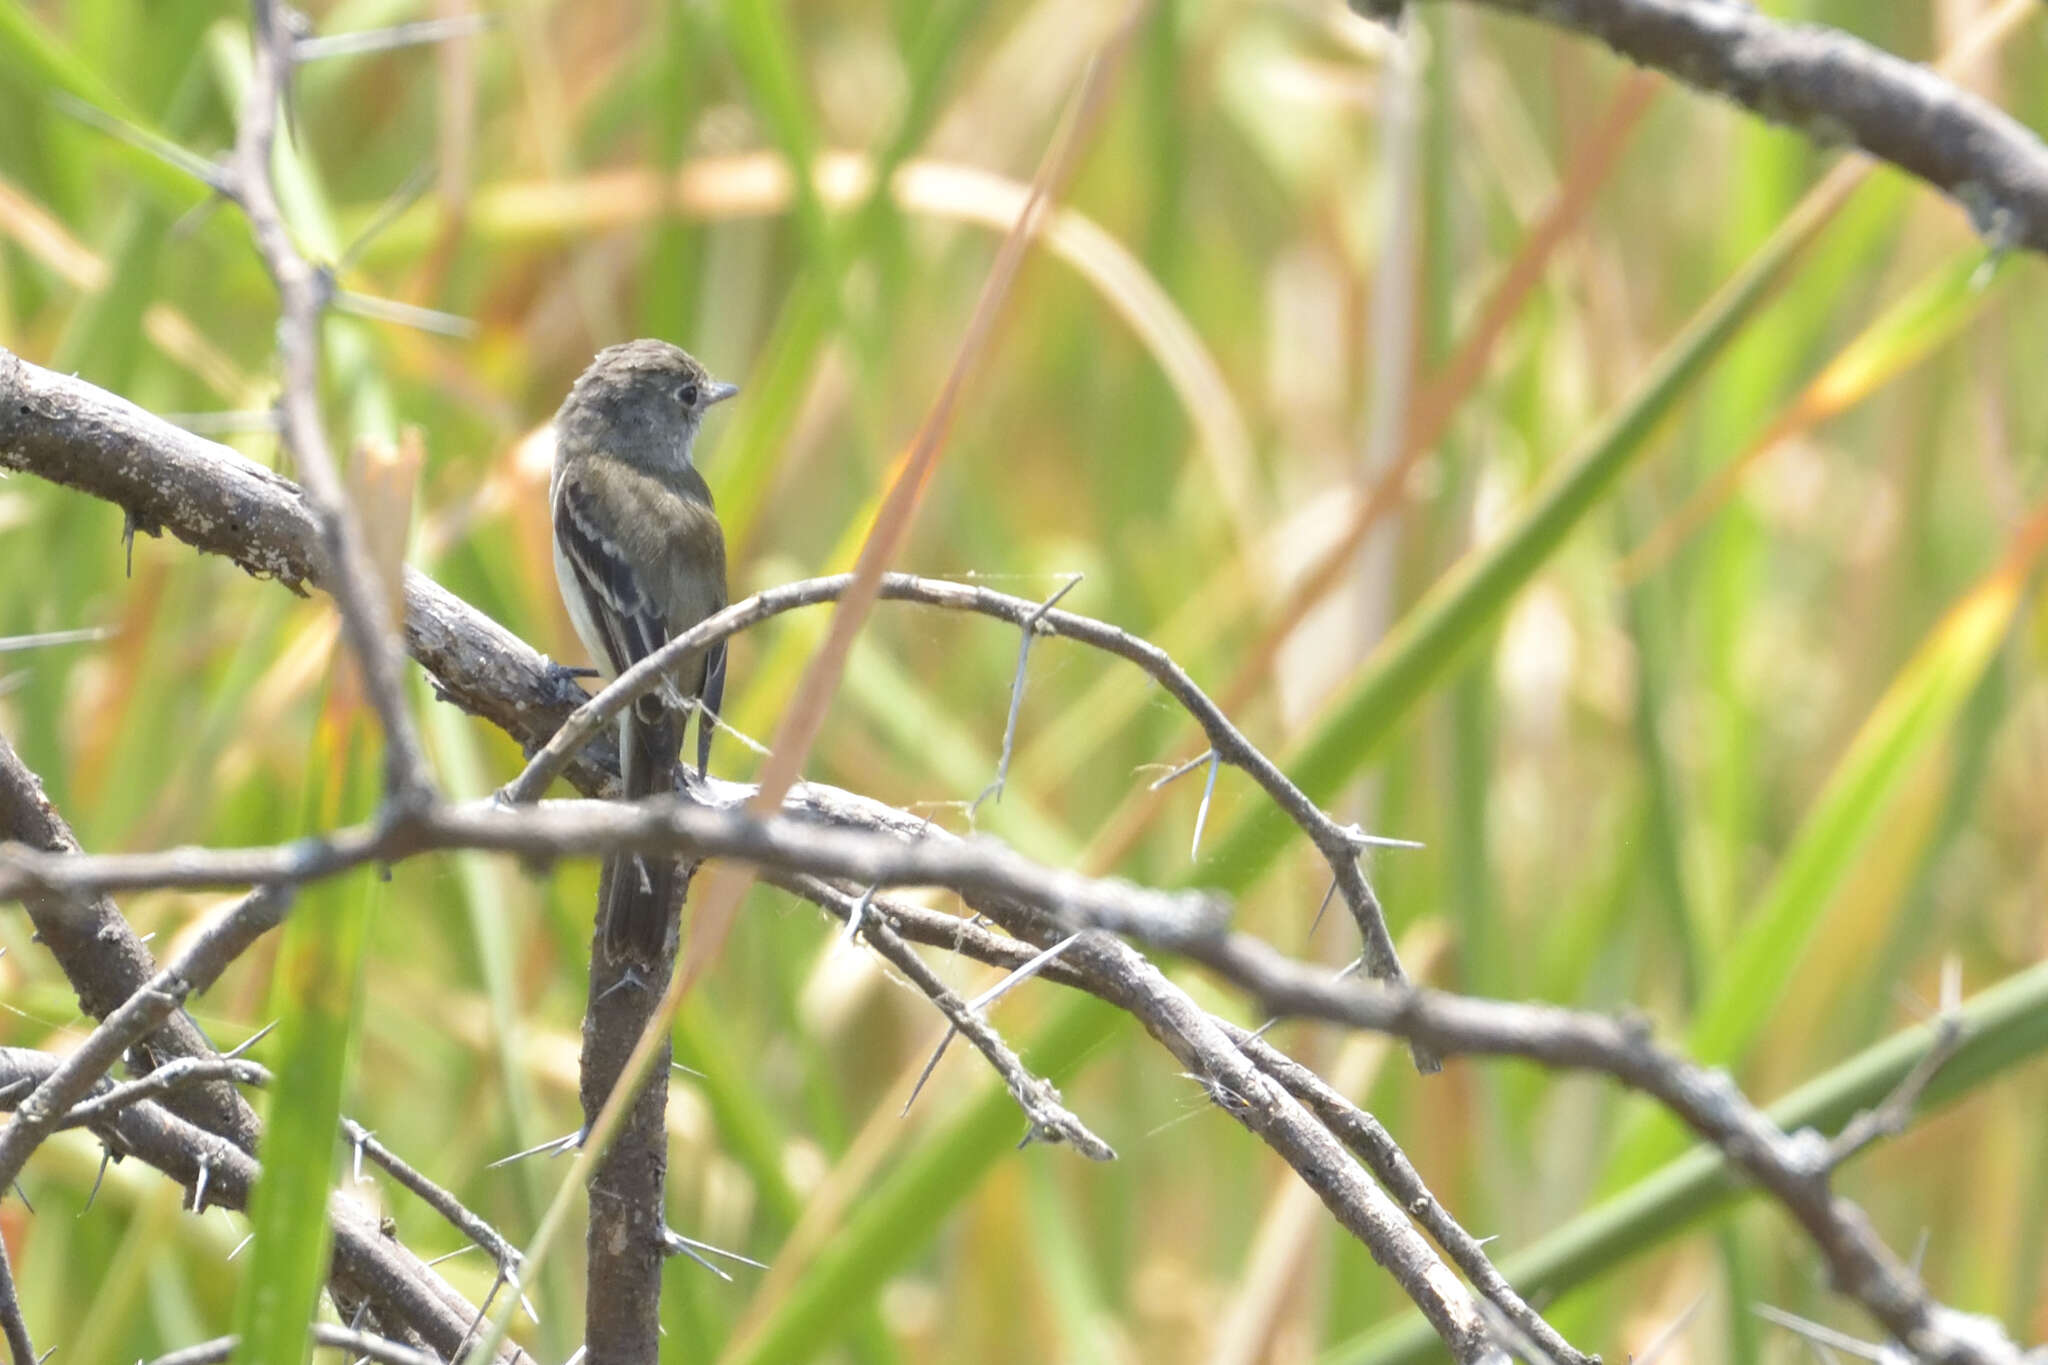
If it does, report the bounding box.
[0,795,1226,949]
[3,342,2034,1360]
[0,885,289,1202]
[840,893,1114,1160]
[0,1048,532,1364]
[497,570,1421,1028]
[0,735,259,1148]
[222,0,433,807]
[8,4,2048,1343]
[0,740,519,1357]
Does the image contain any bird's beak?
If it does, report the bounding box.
[706,381,740,405]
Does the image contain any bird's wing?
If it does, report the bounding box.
[552,463,673,696]
[553,458,727,712]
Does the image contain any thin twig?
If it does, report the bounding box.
[222,0,434,807]
[877,923,1110,1158]
[342,1119,524,1272]
[59,1057,268,1129]
[0,1233,35,1365]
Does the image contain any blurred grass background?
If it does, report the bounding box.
[2,1,2047,1361]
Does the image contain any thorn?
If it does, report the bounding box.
[81,1147,112,1215]
[663,1229,768,1271]
[659,1237,731,1281]
[839,884,876,950]
[1306,874,1339,941]
[48,92,230,192]
[159,409,281,436]
[227,1231,255,1261]
[597,964,649,1003]
[424,1244,478,1267]
[1189,752,1220,861]
[292,12,495,61]
[331,290,477,338]
[190,1154,210,1213]
[901,1028,959,1118]
[1753,1303,1899,1362]
[12,1181,31,1214]
[0,627,115,654]
[486,1131,581,1169]
[1908,1226,1931,1277]
[964,932,1083,1013]
[223,1020,278,1059]
[338,162,435,272]
[1341,822,1424,851]
[1146,749,1213,792]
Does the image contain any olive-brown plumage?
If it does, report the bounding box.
[551,339,736,962]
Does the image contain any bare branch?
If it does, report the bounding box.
[578,872,677,1365]
[1049,931,1505,1360]
[0,796,1227,949]
[1225,1025,1588,1364]
[488,564,1420,1030]
[1177,935,2025,1364]
[0,883,290,1201]
[0,734,261,1148]
[1383,0,2048,254]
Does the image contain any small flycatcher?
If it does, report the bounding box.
[551,339,736,962]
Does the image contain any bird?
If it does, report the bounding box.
[550,339,736,962]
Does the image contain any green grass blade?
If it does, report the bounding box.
[1196,197,1829,898]
[1606,536,2037,1186]
[1327,954,2048,1365]
[722,995,1121,1365]
[231,703,379,1365]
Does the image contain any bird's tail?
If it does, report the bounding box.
[601,701,680,963]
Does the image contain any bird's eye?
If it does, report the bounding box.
[679,383,700,407]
